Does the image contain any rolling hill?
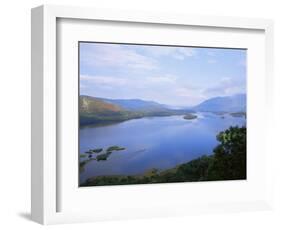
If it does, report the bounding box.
[80,96,123,114]
[79,96,185,125]
[80,96,134,125]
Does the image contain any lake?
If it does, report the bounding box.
[79,112,246,184]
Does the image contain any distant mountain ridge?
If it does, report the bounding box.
[80,94,246,125]
[193,94,246,112]
[95,97,167,111]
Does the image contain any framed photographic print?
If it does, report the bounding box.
[78,42,247,187]
[31,5,274,225]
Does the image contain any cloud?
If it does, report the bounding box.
[80,74,127,88]
[207,51,216,56]
[203,77,246,97]
[80,73,245,107]
[175,87,197,97]
[81,74,177,89]
[177,47,196,57]
[79,44,246,106]
[172,86,205,106]
[80,43,158,70]
[207,59,217,64]
[140,46,196,60]
[144,74,177,84]
[80,83,87,89]
[238,59,247,67]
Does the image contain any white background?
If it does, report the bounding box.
[0,0,280,229]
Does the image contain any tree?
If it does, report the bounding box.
[208,126,246,180]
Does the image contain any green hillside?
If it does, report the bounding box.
[79,96,189,126]
[80,96,123,114]
[80,96,153,125]
[80,96,136,125]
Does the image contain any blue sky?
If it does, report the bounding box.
[80,42,246,106]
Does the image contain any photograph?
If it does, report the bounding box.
[79,42,247,187]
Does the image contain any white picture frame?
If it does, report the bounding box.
[31,5,274,225]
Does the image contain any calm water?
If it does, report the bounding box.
[79,112,246,184]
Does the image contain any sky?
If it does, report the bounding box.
[79,42,246,107]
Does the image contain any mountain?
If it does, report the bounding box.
[193,94,246,112]
[80,96,130,125]
[96,97,167,112]
[80,94,246,125]
[79,96,184,125]
[80,96,123,114]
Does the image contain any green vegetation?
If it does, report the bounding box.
[80,95,246,125]
[80,110,190,126]
[80,145,126,170]
[96,152,112,161]
[79,158,96,173]
[81,126,246,186]
[209,126,246,180]
[183,113,197,120]
[107,146,126,151]
[80,96,122,114]
[90,148,103,153]
[80,95,193,125]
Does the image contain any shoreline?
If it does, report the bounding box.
[80,111,246,127]
[80,113,197,127]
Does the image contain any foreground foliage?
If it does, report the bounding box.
[81,126,246,186]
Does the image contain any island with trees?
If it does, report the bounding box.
[183,113,197,120]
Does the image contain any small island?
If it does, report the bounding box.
[80,145,126,167]
[107,146,126,151]
[230,112,246,118]
[89,148,103,153]
[183,113,197,120]
[96,152,112,161]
